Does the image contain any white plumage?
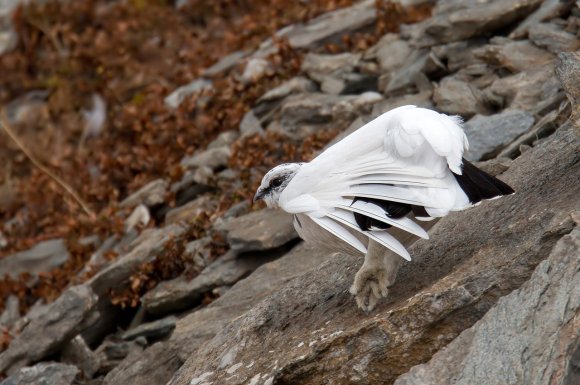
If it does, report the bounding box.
[277,105,470,256]
[254,105,514,311]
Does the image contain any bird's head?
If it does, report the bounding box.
[254,163,302,208]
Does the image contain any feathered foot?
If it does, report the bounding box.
[349,240,402,312]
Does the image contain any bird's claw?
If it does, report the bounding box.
[350,264,391,312]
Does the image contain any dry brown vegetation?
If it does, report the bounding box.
[0,0,431,313]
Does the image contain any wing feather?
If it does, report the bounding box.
[278,105,471,261]
[325,210,411,261]
[309,215,368,254]
[336,200,429,239]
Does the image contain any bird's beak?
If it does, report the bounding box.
[253,189,264,203]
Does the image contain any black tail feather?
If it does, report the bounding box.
[453,158,514,205]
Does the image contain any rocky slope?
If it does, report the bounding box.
[0,1,579,384]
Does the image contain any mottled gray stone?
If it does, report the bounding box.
[473,39,554,73]
[509,0,573,39]
[464,109,535,161]
[257,77,317,103]
[122,316,177,341]
[0,285,98,374]
[374,35,412,73]
[142,247,289,316]
[206,130,238,150]
[555,51,580,108]
[487,63,562,112]
[529,23,580,54]
[301,52,361,77]
[433,77,484,118]
[202,51,248,77]
[279,92,382,137]
[395,225,580,385]
[61,335,100,379]
[217,208,297,253]
[88,224,186,296]
[0,362,79,385]
[164,79,212,109]
[0,239,68,279]
[0,295,19,329]
[406,0,544,47]
[164,195,216,225]
[180,146,231,170]
[278,0,376,49]
[103,243,333,385]
[371,90,434,116]
[120,179,169,208]
[239,110,263,138]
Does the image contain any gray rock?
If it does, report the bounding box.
[406,0,544,47]
[433,77,484,118]
[240,58,272,84]
[122,316,177,341]
[143,247,289,316]
[371,90,434,116]
[183,237,212,270]
[279,0,376,49]
[180,146,231,170]
[0,362,79,385]
[0,238,68,279]
[395,225,580,385]
[383,49,444,96]
[239,110,263,138]
[279,92,382,138]
[374,35,412,73]
[497,108,563,159]
[166,119,579,385]
[0,295,19,329]
[302,52,361,76]
[555,51,580,108]
[201,51,248,77]
[257,77,317,103]
[487,63,562,112]
[103,243,333,385]
[164,79,213,109]
[473,39,554,73]
[206,130,239,150]
[529,23,580,54]
[0,231,6,250]
[509,0,573,39]
[164,195,216,225]
[120,179,168,208]
[0,0,23,56]
[464,109,535,161]
[88,224,186,297]
[61,335,100,379]
[217,208,297,253]
[0,285,98,374]
[431,38,487,73]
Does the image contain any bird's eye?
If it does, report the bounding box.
[270,177,283,187]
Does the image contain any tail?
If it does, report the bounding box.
[453,158,514,205]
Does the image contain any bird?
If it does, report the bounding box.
[254,105,514,311]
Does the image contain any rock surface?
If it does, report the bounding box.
[217,209,298,253]
[463,109,535,160]
[0,239,69,278]
[167,119,579,385]
[0,362,79,385]
[395,224,580,385]
[2,1,579,385]
[0,285,98,374]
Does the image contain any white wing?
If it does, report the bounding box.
[279,105,471,260]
